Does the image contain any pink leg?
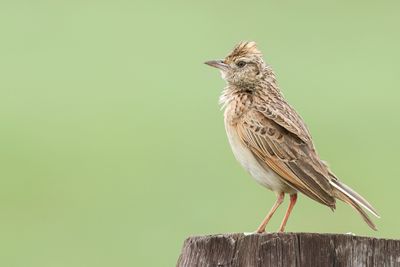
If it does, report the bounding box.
[278,193,298,232]
[256,192,285,233]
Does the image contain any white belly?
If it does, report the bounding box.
[224,118,292,193]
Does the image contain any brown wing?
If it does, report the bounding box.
[237,109,336,208]
[254,94,312,144]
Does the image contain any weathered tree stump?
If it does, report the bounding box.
[177,233,400,267]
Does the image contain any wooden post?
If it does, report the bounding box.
[177,233,400,267]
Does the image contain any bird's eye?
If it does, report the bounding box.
[236,61,246,68]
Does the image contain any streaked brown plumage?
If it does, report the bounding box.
[205,41,379,232]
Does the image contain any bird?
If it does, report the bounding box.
[205,41,380,232]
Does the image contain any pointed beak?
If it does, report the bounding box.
[204,60,228,71]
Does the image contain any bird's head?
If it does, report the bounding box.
[205,41,267,89]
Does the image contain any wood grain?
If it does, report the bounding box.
[176,233,400,267]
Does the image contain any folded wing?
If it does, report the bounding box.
[236,109,336,208]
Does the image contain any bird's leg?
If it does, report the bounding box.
[278,193,298,232]
[256,192,285,233]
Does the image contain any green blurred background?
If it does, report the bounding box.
[1,0,399,266]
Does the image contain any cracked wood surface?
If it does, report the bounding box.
[176,233,400,267]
